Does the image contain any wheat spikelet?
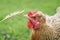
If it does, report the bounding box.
[0,10,24,22]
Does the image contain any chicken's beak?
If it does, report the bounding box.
[24,15,38,24]
[24,15,29,19]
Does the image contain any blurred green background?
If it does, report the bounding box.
[0,0,60,40]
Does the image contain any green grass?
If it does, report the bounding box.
[0,0,60,40]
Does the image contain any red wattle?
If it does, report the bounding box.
[27,20,33,29]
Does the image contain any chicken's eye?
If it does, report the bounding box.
[32,17,36,19]
[33,17,36,18]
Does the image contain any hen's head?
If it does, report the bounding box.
[25,11,46,30]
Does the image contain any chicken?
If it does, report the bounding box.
[25,7,60,40]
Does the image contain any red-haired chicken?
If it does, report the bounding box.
[25,7,60,40]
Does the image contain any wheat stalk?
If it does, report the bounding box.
[0,10,24,22]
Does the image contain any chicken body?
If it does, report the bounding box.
[30,7,60,40]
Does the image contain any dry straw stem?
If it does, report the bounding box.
[0,10,24,22]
